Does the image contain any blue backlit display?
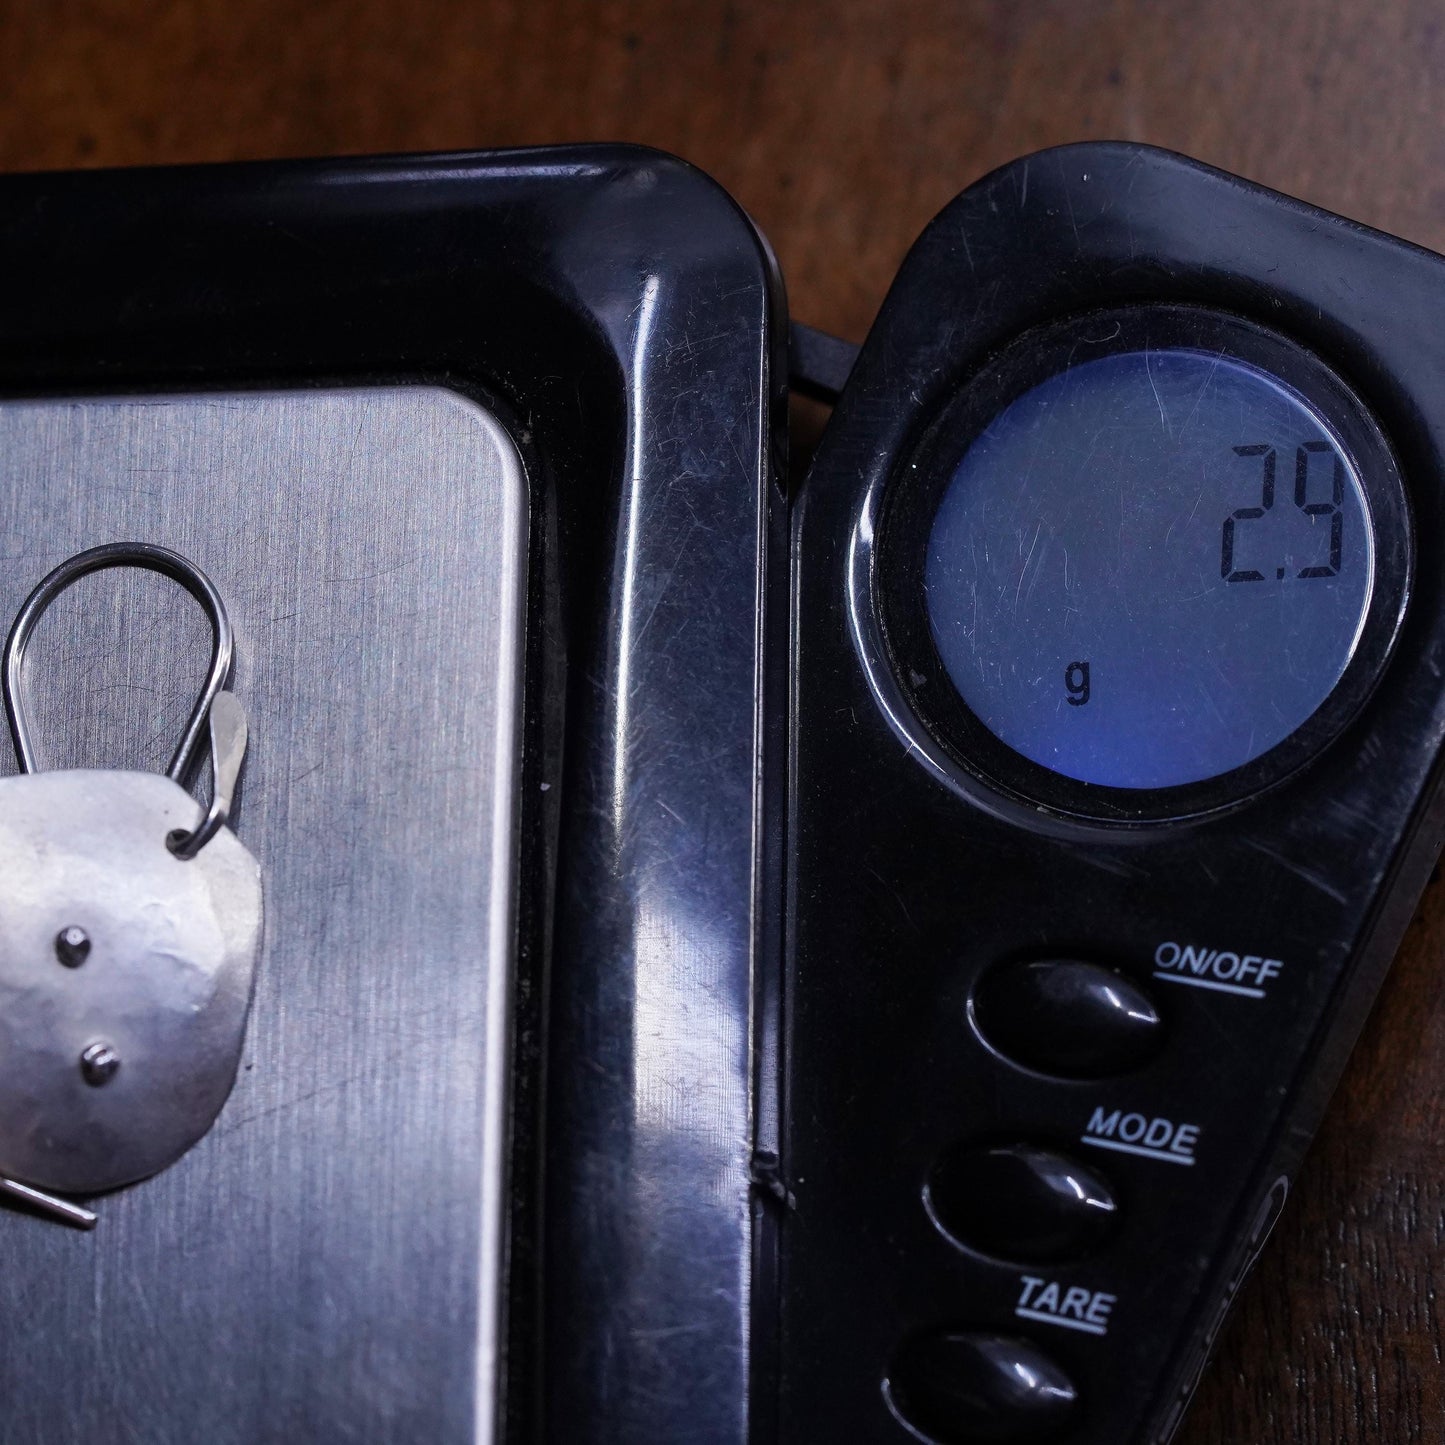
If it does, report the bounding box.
[923,349,1375,789]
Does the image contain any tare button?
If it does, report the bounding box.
[1014,1274,1118,1337]
[1080,1105,1200,1166]
[886,1330,1079,1441]
[1152,939,1284,999]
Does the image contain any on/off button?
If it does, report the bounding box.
[971,958,1163,1078]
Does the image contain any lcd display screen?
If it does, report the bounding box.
[922,348,1375,789]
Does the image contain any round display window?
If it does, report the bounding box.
[877,308,1410,819]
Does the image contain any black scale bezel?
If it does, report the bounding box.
[875,303,1413,824]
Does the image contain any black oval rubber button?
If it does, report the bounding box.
[972,959,1162,1077]
[928,1142,1118,1261]
[887,1330,1079,1443]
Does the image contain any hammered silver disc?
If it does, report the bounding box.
[0,769,261,1193]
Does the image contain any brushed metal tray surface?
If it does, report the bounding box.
[0,387,526,1444]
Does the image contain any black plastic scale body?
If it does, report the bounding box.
[777,144,1445,1443]
[4,135,1445,1445]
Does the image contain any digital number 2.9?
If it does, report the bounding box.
[1220,442,1343,582]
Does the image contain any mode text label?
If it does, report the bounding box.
[1081,1106,1199,1166]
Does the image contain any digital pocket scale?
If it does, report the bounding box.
[0,140,1442,1445]
[777,143,1445,1443]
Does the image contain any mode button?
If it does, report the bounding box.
[927,1142,1118,1262]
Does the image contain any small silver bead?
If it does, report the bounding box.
[55,926,91,968]
[80,1042,120,1087]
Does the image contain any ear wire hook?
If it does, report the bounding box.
[168,691,247,859]
[2,542,241,855]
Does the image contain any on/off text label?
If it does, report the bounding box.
[1152,940,1283,999]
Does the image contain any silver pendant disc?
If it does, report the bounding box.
[0,769,261,1193]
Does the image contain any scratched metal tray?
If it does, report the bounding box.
[0,151,781,1445]
[0,387,526,1440]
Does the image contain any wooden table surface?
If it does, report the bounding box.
[4,2,1443,1440]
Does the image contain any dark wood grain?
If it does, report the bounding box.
[3,1,1444,1439]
